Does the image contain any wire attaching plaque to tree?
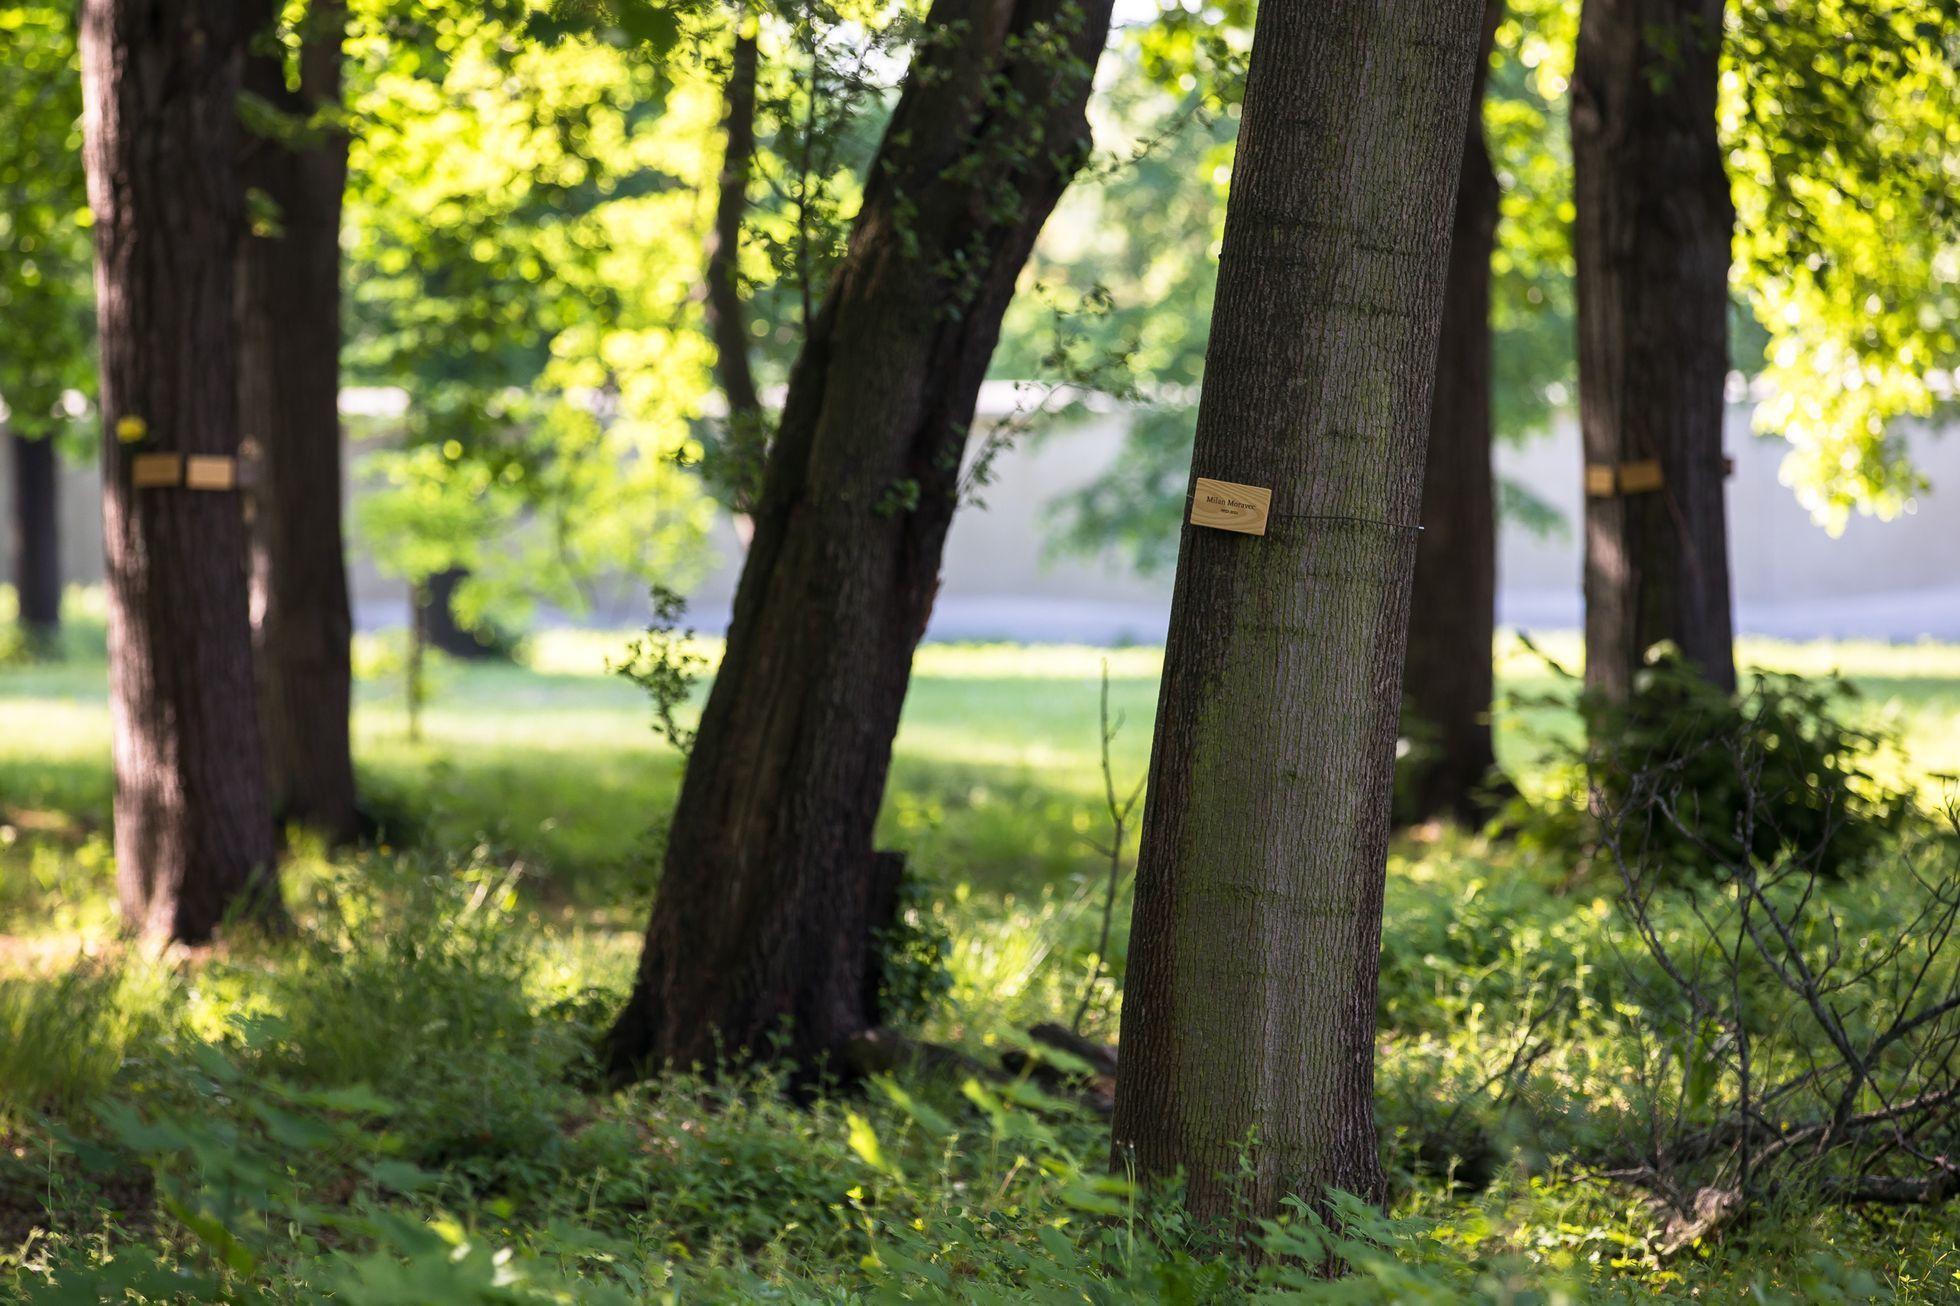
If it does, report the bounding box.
[1188,477,1272,535]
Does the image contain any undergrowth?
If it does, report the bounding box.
[0,844,1954,1300]
[5,635,1960,1298]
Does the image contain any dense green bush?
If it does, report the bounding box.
[870,869,957,1031]
[1511,647,1912,883]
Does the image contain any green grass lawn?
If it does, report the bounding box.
[10,625,1958,908]
[5,621,1960,1300]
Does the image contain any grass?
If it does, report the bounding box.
[5,606,1960,1300]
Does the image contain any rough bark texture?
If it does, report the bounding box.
[80,0,280,942]
[1572,0,1736,700]
[603,0,1115,1082]
[1401,0,1506,827]
[240,3,360,843]
[1110,0,1485,1223]
[8,428,62,650]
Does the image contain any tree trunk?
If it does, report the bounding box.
[415,565,498,659]
[240,2,360,844]
[705,29,759,420]
[701,27,765,517]
[406,582,428,745]
[602,0,1115,1083]
[80,0,281,942]
[704,28,765,512]
[8,428,61,652]
[1572,0,1735,700]
[1110,0,1486,1224]
[1401,0,1506,827]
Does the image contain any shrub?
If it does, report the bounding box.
[1512,646,1911,883]
[249,851,598,1192]
[870,869,956,1031]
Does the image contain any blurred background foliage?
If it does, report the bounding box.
[0,3,94,454]
[5,0,1955,569]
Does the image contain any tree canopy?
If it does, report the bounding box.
[1012,0,1958,569]
[0,3,93,446]
[3,0,1954,545]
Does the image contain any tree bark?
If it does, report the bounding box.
[701,27,766,517]
[705,30,762,451]
[1401,0,1506,827]
[1572,0,1735,700]
[81,0,281,943]
[602,0,1116,1083]
[1110,0,1486,1224]
[240,1,360,844]
[8,428,61,652]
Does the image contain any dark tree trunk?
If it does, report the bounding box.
[702,30,766,517]
[406,582,428,744]
[602,0,1116,1083]
[706,33,762,427]
[1110,0,1486,1224]
[8,428,61,652]
[240,1,360,844]
[1572,0,1735,700]
[414,566,498,659]
[1401,0,1506,827]
[80,0,281,942]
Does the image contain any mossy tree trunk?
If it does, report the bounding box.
[240,1,361,844]
[1402,0,1506,826]
[1573,0,1735,700]
[1111,0,1487,1224]
[602,0,1115,1083]
[8,428,61,652]
[81,0,281,942]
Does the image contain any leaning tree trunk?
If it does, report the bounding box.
[240,1,360,844]
[80,0,281,942]
[602,0,1116,1083]
[1572,0,1735,700]
[1111,0,1486,1224]
[8,427,61,652]
[1401,0,1506,826]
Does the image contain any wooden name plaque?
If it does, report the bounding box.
[1188,478,1272,536]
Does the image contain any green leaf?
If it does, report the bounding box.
[161,1197,260,1276]
[871,1074,954,1139]
[614,2,681,51]
[845,1110,898,1177]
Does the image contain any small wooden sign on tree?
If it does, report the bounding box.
[1188,477,1272,535]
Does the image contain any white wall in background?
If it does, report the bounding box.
[7,389,1956,643]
